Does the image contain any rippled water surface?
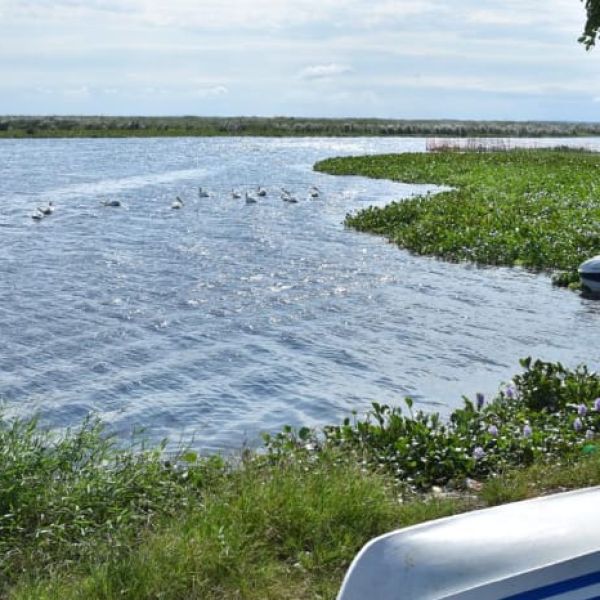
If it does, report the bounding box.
[2,136,600,450]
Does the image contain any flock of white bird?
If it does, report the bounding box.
[243,185,320,205]
[31,185,322,220]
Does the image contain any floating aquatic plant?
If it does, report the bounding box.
[270,358,600,490]
[315,150,600,289]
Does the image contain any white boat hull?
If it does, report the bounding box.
[338,487,600,600]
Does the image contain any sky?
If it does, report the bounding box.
[1,0,598,121]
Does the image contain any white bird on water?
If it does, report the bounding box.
[231,189,242,199]
[198,187,209,198]
[309,186,320,198]
[257,186,267,197]
[281,189,298,203]
[31,201,54,220]
[245,192,257,204]
[171,196,184,209]
[38,201,55,215]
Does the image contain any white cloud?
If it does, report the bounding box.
[298,63,353,80]
[0,0,597,119]
[193,85,228,98]
[63,85,91,99]
[139,86,170,96]
[466,9,539,26]
[376,74,599,97]
[463,0,581,32]
[358,0,443,26]
[4,0,446,31]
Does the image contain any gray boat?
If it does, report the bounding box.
[579,255,600,294]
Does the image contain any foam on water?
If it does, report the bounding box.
[44,167,209,200]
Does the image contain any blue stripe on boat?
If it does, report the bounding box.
[501,571,600,599]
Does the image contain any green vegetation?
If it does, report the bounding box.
[315,149,600,287]
[1,417,468,599]
[2,116,600,138]
[581,0,600,49]
[5,358,600,598]
[318,358,600,488]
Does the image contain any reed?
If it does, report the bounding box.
[425,137,593,153]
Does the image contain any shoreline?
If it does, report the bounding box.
[2,116,600,139]
[4,358,600,598]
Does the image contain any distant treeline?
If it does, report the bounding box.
[1,115,600,138]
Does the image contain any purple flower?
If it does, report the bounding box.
[594,398,600,412]
[505,385,516,400]
[523,424,532,438]
[574,417,583,432]
[586,429,595,441]
[476,393,485,410]
[487,424,499,437]
[472,446,486,460]
[578,404,588,417]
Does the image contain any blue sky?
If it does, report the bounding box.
[1,0,598,120]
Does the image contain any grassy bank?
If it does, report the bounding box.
[4,359,600,598]
[315,149,600,287]
[2,116,600,139]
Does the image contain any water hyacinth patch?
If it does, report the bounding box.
[315,150,600,289]
[308,358,600,490]
[472,446,486,460]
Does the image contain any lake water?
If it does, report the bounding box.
[1,136,600,452]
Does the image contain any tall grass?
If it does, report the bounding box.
[7,440,472,599]
[10,432,600,599]
[0,416,220,591]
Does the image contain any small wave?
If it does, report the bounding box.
[44,168,208,200]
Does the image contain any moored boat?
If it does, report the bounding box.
[338,486,600,600]
[579,255,600,294]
